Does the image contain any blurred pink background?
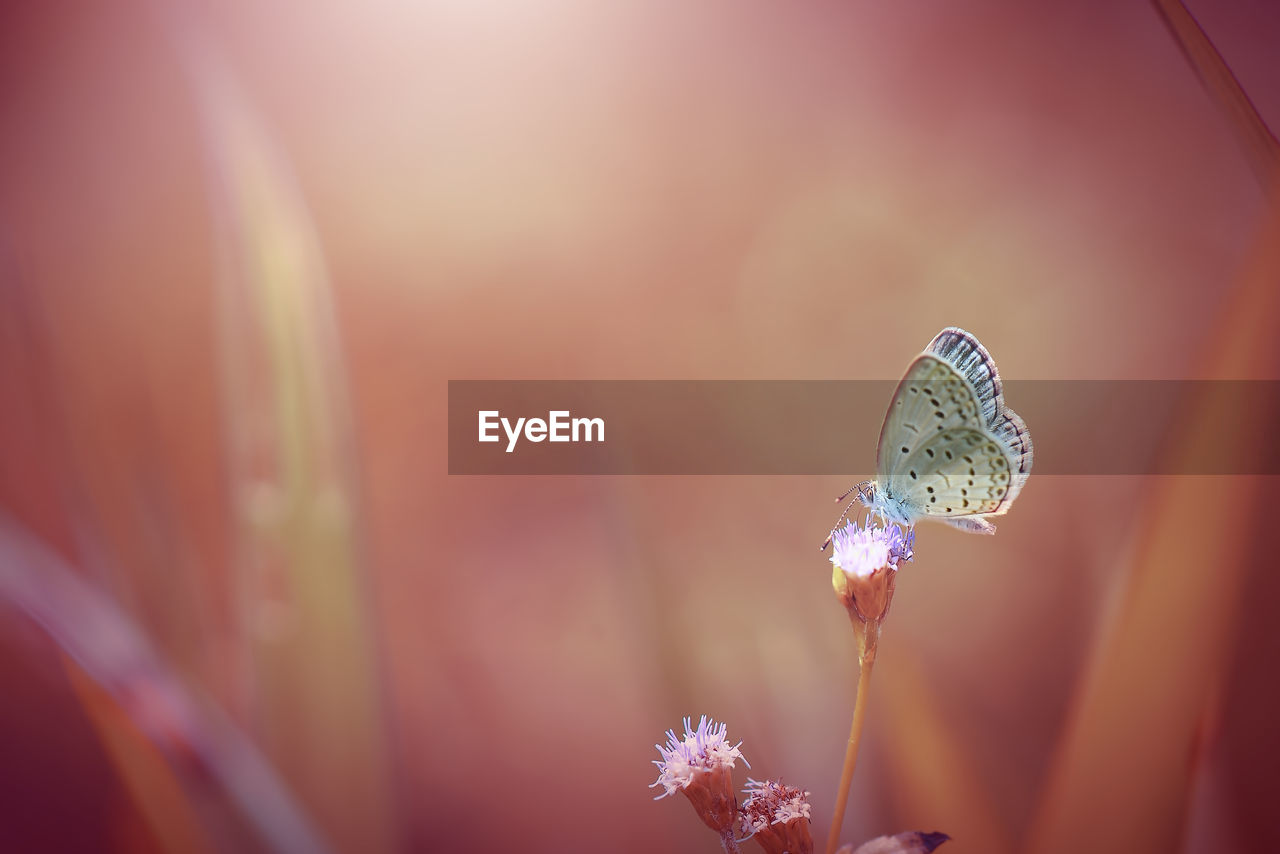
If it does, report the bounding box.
[2,1,1278,852]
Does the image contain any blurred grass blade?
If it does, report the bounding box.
[1026,11,1280,852]
[63,653,214,854]
[877,651,1012,854]
[0,514,331,854]
[1025,214,1280,853]
[186,34,399,854]
[1151,0,1280,191]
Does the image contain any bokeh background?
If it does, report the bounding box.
[2,1,1279,852]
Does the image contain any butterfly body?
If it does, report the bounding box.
[862,327,1032,534]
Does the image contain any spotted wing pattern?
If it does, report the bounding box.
[875,328,1032,525]
[927,327,1033,511]
[883,425,1014,517]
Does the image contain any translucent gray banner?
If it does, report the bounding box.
[448,381,1280,475]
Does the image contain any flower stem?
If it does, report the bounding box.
[824,619,880,854]
[720,827,741,853]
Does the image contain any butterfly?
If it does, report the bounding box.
[828,327,1033,542]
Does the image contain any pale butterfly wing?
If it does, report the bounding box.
[927,327,1034,508]
[925,327,1003,427]
[875,353,987,476]
[872,327,1032,532]
[987,407,1032,511]
[881,423,1015,518]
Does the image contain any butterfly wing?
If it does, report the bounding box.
[987,408,1032,513]
[925,326,1003,427]
[875,354,986,480]
[875,328,1032,527]
[927,326,1033,509]
[884,425,1015,520]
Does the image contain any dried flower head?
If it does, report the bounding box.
[829,517,914,625]
[839,830,950,854]
[652,716,748,835]
[738,778,814,854]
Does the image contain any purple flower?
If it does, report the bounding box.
[651,716,747,798]
[652,717,748,836]
[828,517,914,625]
[829,517,914,579]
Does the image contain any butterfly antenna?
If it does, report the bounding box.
[820,481,872,551]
